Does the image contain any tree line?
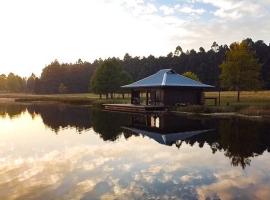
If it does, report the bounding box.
[0,73,26,92]
[0,38,269,97]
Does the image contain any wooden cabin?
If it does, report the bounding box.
[122,69,213,106]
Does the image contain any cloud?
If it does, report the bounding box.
[159,4,205,16]
[0,136,218,200]
[169,0,270,51]
[1,111,270,200]
[116,0,158,15]
[197,0,265,20]
[197,169,270,200]
[0,0,269,76]
[175,4,206,15]
[160,5,175,15]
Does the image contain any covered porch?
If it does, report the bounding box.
[131,88,164,106]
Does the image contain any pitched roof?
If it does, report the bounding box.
[122,126,213,146]
[122,69,213,88]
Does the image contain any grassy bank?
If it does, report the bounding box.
[1,91,270,116]
[174,104,270,117]
[177,91,270,117]
[205,91,270,106]
[0,93,130,107]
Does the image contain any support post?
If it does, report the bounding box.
[131,90,135,104]
[146,90,149,105]
[218,87,221,106]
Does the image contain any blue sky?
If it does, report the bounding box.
[0,0,269,76]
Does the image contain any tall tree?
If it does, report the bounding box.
[199,47,205,53]
[174,46,183,56]
[91,58,130,98]
[0,74,7,91]
[220,41,261,102]
[6,73,26,92]
[211,41,219,52]
[26,73,37,93]
[39,59,97,94]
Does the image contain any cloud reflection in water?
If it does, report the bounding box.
[0,104,270,199]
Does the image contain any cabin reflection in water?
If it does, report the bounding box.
[123,114,214,147]
[2,103,270,169]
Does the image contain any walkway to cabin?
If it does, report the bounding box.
[103,104,166,113]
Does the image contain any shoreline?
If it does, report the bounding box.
[1,93,270,120]
[171,111,270,121]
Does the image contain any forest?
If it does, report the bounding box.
[0,38,269,94]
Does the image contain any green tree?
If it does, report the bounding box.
[220,41,261,102]
[91,58,130,98]
[182,71,200,81]
[26,73,37,93]
[119,70,132,98]
[0,74,7,91]
[6,73,26,92]
[39,59,98,94]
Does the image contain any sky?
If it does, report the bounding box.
[0,0,270,77]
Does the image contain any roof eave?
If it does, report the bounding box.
[121,84,215,89]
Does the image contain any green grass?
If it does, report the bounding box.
[1,91,270,106]
[0,93,130,106]
[205,91,270,106]
[1,91,270,116]
[0,92,99,99]
[184,91,270,116]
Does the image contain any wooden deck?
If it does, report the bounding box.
[103,104,166,113]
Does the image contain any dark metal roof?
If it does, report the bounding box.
[122,69,213,88]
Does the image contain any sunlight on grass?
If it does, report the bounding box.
[205,91,270,106]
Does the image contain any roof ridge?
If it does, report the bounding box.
[161,71,167,86]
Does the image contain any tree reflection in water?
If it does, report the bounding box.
[0,103,270,169]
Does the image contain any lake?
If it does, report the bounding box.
[0,103,270,200]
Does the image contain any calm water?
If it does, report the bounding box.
[0,103,270,200]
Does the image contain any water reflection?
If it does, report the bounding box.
[123,114,214,147]
[0,103,270,199]
[0,103,28,118]
[0,103,269,169]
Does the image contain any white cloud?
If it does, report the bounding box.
[198,0,264,20]
[0,0,184,76]
[197,169,270,200]
[1,111,270,199]
[159,4,205,16]
[175,4,206,15]
[160,5,175,15]
[0,0,269,76]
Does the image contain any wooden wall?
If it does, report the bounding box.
[131,87,204,106]
[163,87,203,106]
